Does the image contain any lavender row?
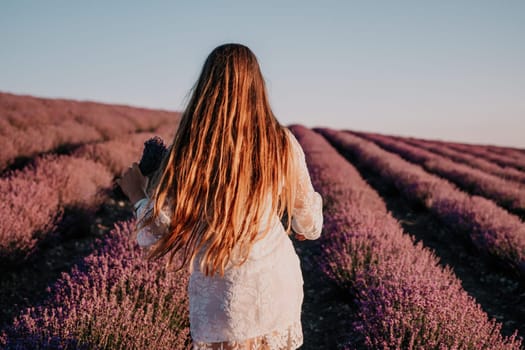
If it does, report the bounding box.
[70,121,176,177]
[0,154,113,260]
[0,125,176,261]
[362,130,525,174]
[0,91,178,141]
[72,125,176,176]
[385,131,525,165]
[0,220,190,349]
[0,91,181,171]
[318,128,525,278]
[485,145,525,164]
[290,125,522,348]
[390,135,525,185]
[353,131,525,216]
[445,141,525,171]
[73,132,168,176]
[444,141,525,173]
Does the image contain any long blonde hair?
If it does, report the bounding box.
[137,43,299,277]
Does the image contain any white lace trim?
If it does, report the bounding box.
[192,320,303,350]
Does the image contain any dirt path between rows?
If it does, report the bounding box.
[292,236,363,349]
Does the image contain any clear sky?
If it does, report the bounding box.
[1,1,524,148]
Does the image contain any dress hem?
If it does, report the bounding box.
[192,320,303,350]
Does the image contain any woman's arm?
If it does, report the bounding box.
[286,129,324,240]
[291,191,323,240]
[134,196,171,248]
[116,162,171,247]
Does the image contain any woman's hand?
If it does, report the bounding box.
[115,162,149,204]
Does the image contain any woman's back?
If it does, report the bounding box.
[134,127,323,348]
[127,43,323,349]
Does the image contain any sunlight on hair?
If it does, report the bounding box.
[136,43,300,277]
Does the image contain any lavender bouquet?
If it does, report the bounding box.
[138,136,169,177]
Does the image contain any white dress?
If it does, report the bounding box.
[133,129,323,350]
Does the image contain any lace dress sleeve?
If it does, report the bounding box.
[133,197,171,247]
[285,128,324,240]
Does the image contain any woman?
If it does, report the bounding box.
[117,43,323,350]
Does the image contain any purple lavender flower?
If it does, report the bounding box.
[288,125,523,349]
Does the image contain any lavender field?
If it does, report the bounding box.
[0,91,524,349]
